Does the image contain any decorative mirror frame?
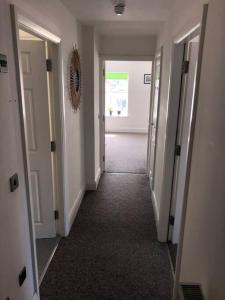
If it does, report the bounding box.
[68,46,81,111]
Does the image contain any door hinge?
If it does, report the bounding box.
[182,60,189,74]
[103,155,105,162]
[103,115,105,122]
[18,266,27,287]
[51,141,56,152]
[169,215,175,226]
[46,59,52,72]
[103,68,105,77]
[54,210,59,220]
[175,144,181,156]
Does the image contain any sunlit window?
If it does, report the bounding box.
[105,72,128,117]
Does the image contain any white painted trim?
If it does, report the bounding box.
[100,55,154,177]
[95,167,102,187]
[32,294,39,300]
[172,5,208,299]
[86,167,102,191]
[15,10,66,238]
[105,128,148,134]
[10,5,39,297]
[146,56,156,176]
[10,6,66,299]
[101,55,154,62]
[18,14,61,43]
[174,24,200,44]
[156,44,183,242]
[157,27,201,242]
[67,188,85,235]
[151,189,159,228]
[150,47,163,190]
[100,59,106,172]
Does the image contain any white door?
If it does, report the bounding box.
[101,61,106,171]
[172,39,199,243]
[149,50,162,188]
[21,40,56,239]
[146,63,153,175]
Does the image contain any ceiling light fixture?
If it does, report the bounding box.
[114,3,126,16]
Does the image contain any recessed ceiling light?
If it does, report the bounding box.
[114,3,126,16]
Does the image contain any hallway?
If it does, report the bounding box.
[40,173,173,299]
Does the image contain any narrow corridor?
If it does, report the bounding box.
[40,173,173,299]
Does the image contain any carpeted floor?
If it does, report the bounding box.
[105,133,148,173]
[40,173,173,300]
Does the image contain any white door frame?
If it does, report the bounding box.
[148,48,163,190]
[146,56,156,176]
[167,29,200,243]
[171,4,208,299]
[10,5,66,297]
[157,23,202,243]
[99,55,154,173]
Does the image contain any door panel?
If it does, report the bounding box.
[102,61,106,171]
[24,89,37,150]
[172,40,199,243]
[21,40,56,239]
[167,44,187,241]
[30,171,42,223]
[149,49,163,188]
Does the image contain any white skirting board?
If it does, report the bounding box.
[151,188,160,232]
[67,187,85,235]
[33,294,39,300]
[105,128,148,134]
[86,167,101,191]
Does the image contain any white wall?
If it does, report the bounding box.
[105,60,152,133]
[179,0,225,299]
[100,35,156,57]
[0,0,85,298]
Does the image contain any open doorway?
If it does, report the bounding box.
[167,30,200,271]
[103,60,152,174]
[18,28,60,283]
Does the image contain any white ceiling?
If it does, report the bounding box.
[61,0,171,36]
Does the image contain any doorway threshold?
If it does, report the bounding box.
[36,236,61,285]
[104,171,147,175]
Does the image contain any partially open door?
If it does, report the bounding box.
[149,49,163,188]
[20,40,56,239]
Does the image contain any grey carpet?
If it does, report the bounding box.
[36,236,60,280]
[105,133,148,174]
[40,173,173,300]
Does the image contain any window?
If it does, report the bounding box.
[105,72,128,117]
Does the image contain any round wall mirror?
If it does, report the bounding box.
[69,48,81,111]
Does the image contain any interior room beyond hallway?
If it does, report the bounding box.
[105,133,148,173]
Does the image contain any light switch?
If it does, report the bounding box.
[9,173,19,192]
[0,54,8,73]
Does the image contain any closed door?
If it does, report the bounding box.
[172,40,199,243]
[149,51,162,188]
[169,38,200,243]
[21,40,56,238]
